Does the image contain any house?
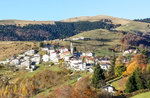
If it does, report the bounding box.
[9,59,20,66]
[59,51,71,59]
[20,60,31,68]
[102,85,117,94]
[31,54,41,64]
[50,52,59,63]
[100,64,110,70]
[82,52,93,57]
[0,59,10,65]
[25,50,35,56]
[41,48,49,51]
[26,63,37,72]
[24,56,30,61]
[42,54,50,62]
[59,48,68,53]
[123,49,138,56]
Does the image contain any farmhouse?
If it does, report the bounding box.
[102,85,117,94]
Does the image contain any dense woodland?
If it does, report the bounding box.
[134,18,150,23]
[0,19,120,41]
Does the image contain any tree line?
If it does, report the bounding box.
[0,19,121,41]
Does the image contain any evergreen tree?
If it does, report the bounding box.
[134,68,144,90]
[125,75,136,93]
[108,56,116,76]
[114,65,126,76]
[92,64,105,88]
[125,68,144,93]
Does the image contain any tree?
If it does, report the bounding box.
[39,42,44,47]
[125,68,144,93]
[124,54,148,75]
[92,64,105,88]
[114,65,126,76]
[134,68,144,90]
[108,56,116,76]
[125,75,136,93]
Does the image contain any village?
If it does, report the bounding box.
[0,41,112,72]
[0,40,140,94]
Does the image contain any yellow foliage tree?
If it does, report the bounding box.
[123,54,147,75]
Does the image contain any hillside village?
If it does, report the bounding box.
[0,39,141,95]
[0,41,115,73]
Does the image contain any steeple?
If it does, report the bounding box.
[70,42,73,54]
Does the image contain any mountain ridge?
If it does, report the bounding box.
[0,15,131,26]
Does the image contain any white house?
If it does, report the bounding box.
[100,64,110,70]
[24,56,30,61]
[20,60,31,68]
[60,48,68,53]
[82,52,93,57]
[25,50,35,56]
[102,85,117,94]
[31,55,41,64]
[41,48,49,51]
[42,54,50,62]
[0,59,9,65]
[9,59,20,66]
[50,52,59,63]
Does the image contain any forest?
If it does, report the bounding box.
[0,19,121,41]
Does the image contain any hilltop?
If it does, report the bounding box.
[61,15,131,25]
[0,15,130,26]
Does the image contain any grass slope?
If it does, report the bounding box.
[117,21,150,32]
[0,41,39,61]
[131,91,150,98]
[61,15,131,25]
[60,29,122,56]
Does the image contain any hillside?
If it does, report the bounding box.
[0,20,55,26]
[116,21,150,32]
[131,91,150,98]
[0,41,39,60]
[0,20,119,41]
[0,15,150,41]
[61,15,131,25]
[60,29,122,56]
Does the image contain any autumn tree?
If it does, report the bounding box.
[92,64,105,88]
[124,54,148,75]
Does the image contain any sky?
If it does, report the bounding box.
[0,0,149,21]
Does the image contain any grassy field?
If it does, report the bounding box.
[111,76,128,91]
[117,21,150,32]
[131,91,150,98]
[0,41,39,61]
[60,29,122,56]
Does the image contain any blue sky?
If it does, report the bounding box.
[0,0,149,21]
